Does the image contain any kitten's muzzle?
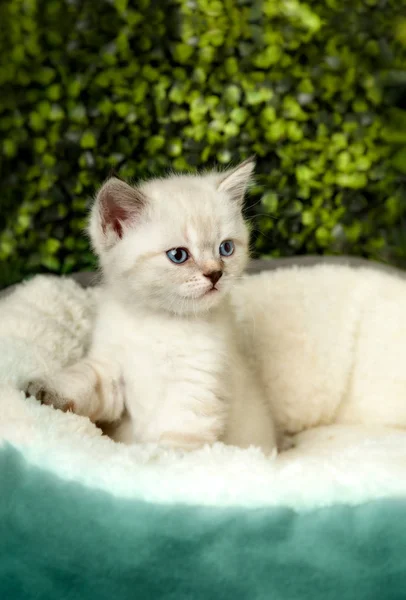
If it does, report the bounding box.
[203,270,223,286]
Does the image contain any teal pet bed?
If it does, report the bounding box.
[1,257,406,600]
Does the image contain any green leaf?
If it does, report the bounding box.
[391,147,406,174]
[81,131,97,149]
[0,0,403,288]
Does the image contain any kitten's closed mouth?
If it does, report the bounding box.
[198,286,218,298]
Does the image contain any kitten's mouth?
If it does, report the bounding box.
[187,285,221,300]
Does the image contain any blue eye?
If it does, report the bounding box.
[219,240,235,257]
[166,247,189,264]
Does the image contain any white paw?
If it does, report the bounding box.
[26,379,75,413]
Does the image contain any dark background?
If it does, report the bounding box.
[0,0,405,288]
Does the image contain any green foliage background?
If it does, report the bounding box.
[0,0,405,288]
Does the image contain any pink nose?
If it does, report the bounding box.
[204,270,223,286]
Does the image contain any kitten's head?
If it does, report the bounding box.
[89,159,254,315]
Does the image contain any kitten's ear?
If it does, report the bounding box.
[217,157,256,205]
[89,177,146,254]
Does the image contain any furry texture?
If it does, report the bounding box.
[233,265,406,434]
[4,263,406,599]
[27,161,278,453]
[0,275,97,389]
[2,266,406,511]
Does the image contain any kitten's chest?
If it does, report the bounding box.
[113,311,229,398]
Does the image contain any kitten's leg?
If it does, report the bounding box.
[26,358,124,423]
[149,396,228,452]
[223,400,278,456]
[223,357,279,456]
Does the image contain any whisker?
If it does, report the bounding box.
[249,213,279,221]
[249,229,276,244]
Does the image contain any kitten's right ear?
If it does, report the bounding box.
[88,177,146,254]
[217,157,256,206]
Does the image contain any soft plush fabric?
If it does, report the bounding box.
[3,445,406,600]
[232,262,406,434]
[2,263,406,599]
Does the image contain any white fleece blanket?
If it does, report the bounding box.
[1,269,406,511]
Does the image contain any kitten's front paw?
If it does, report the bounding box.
[26,379,75,413]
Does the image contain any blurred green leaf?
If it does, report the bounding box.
[81,131,97,149]
[0,0,405,287]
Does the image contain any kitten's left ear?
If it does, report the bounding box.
[217,157,256,205]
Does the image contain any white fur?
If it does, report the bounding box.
[17,262,406,441]
[3,265,406,509]
[233,265,406,433]
[3,387,406,510]
[18,167,406,454]
[0,276,97,389]
[28,161,277,453]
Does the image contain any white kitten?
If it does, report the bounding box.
[28,159,277,454]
